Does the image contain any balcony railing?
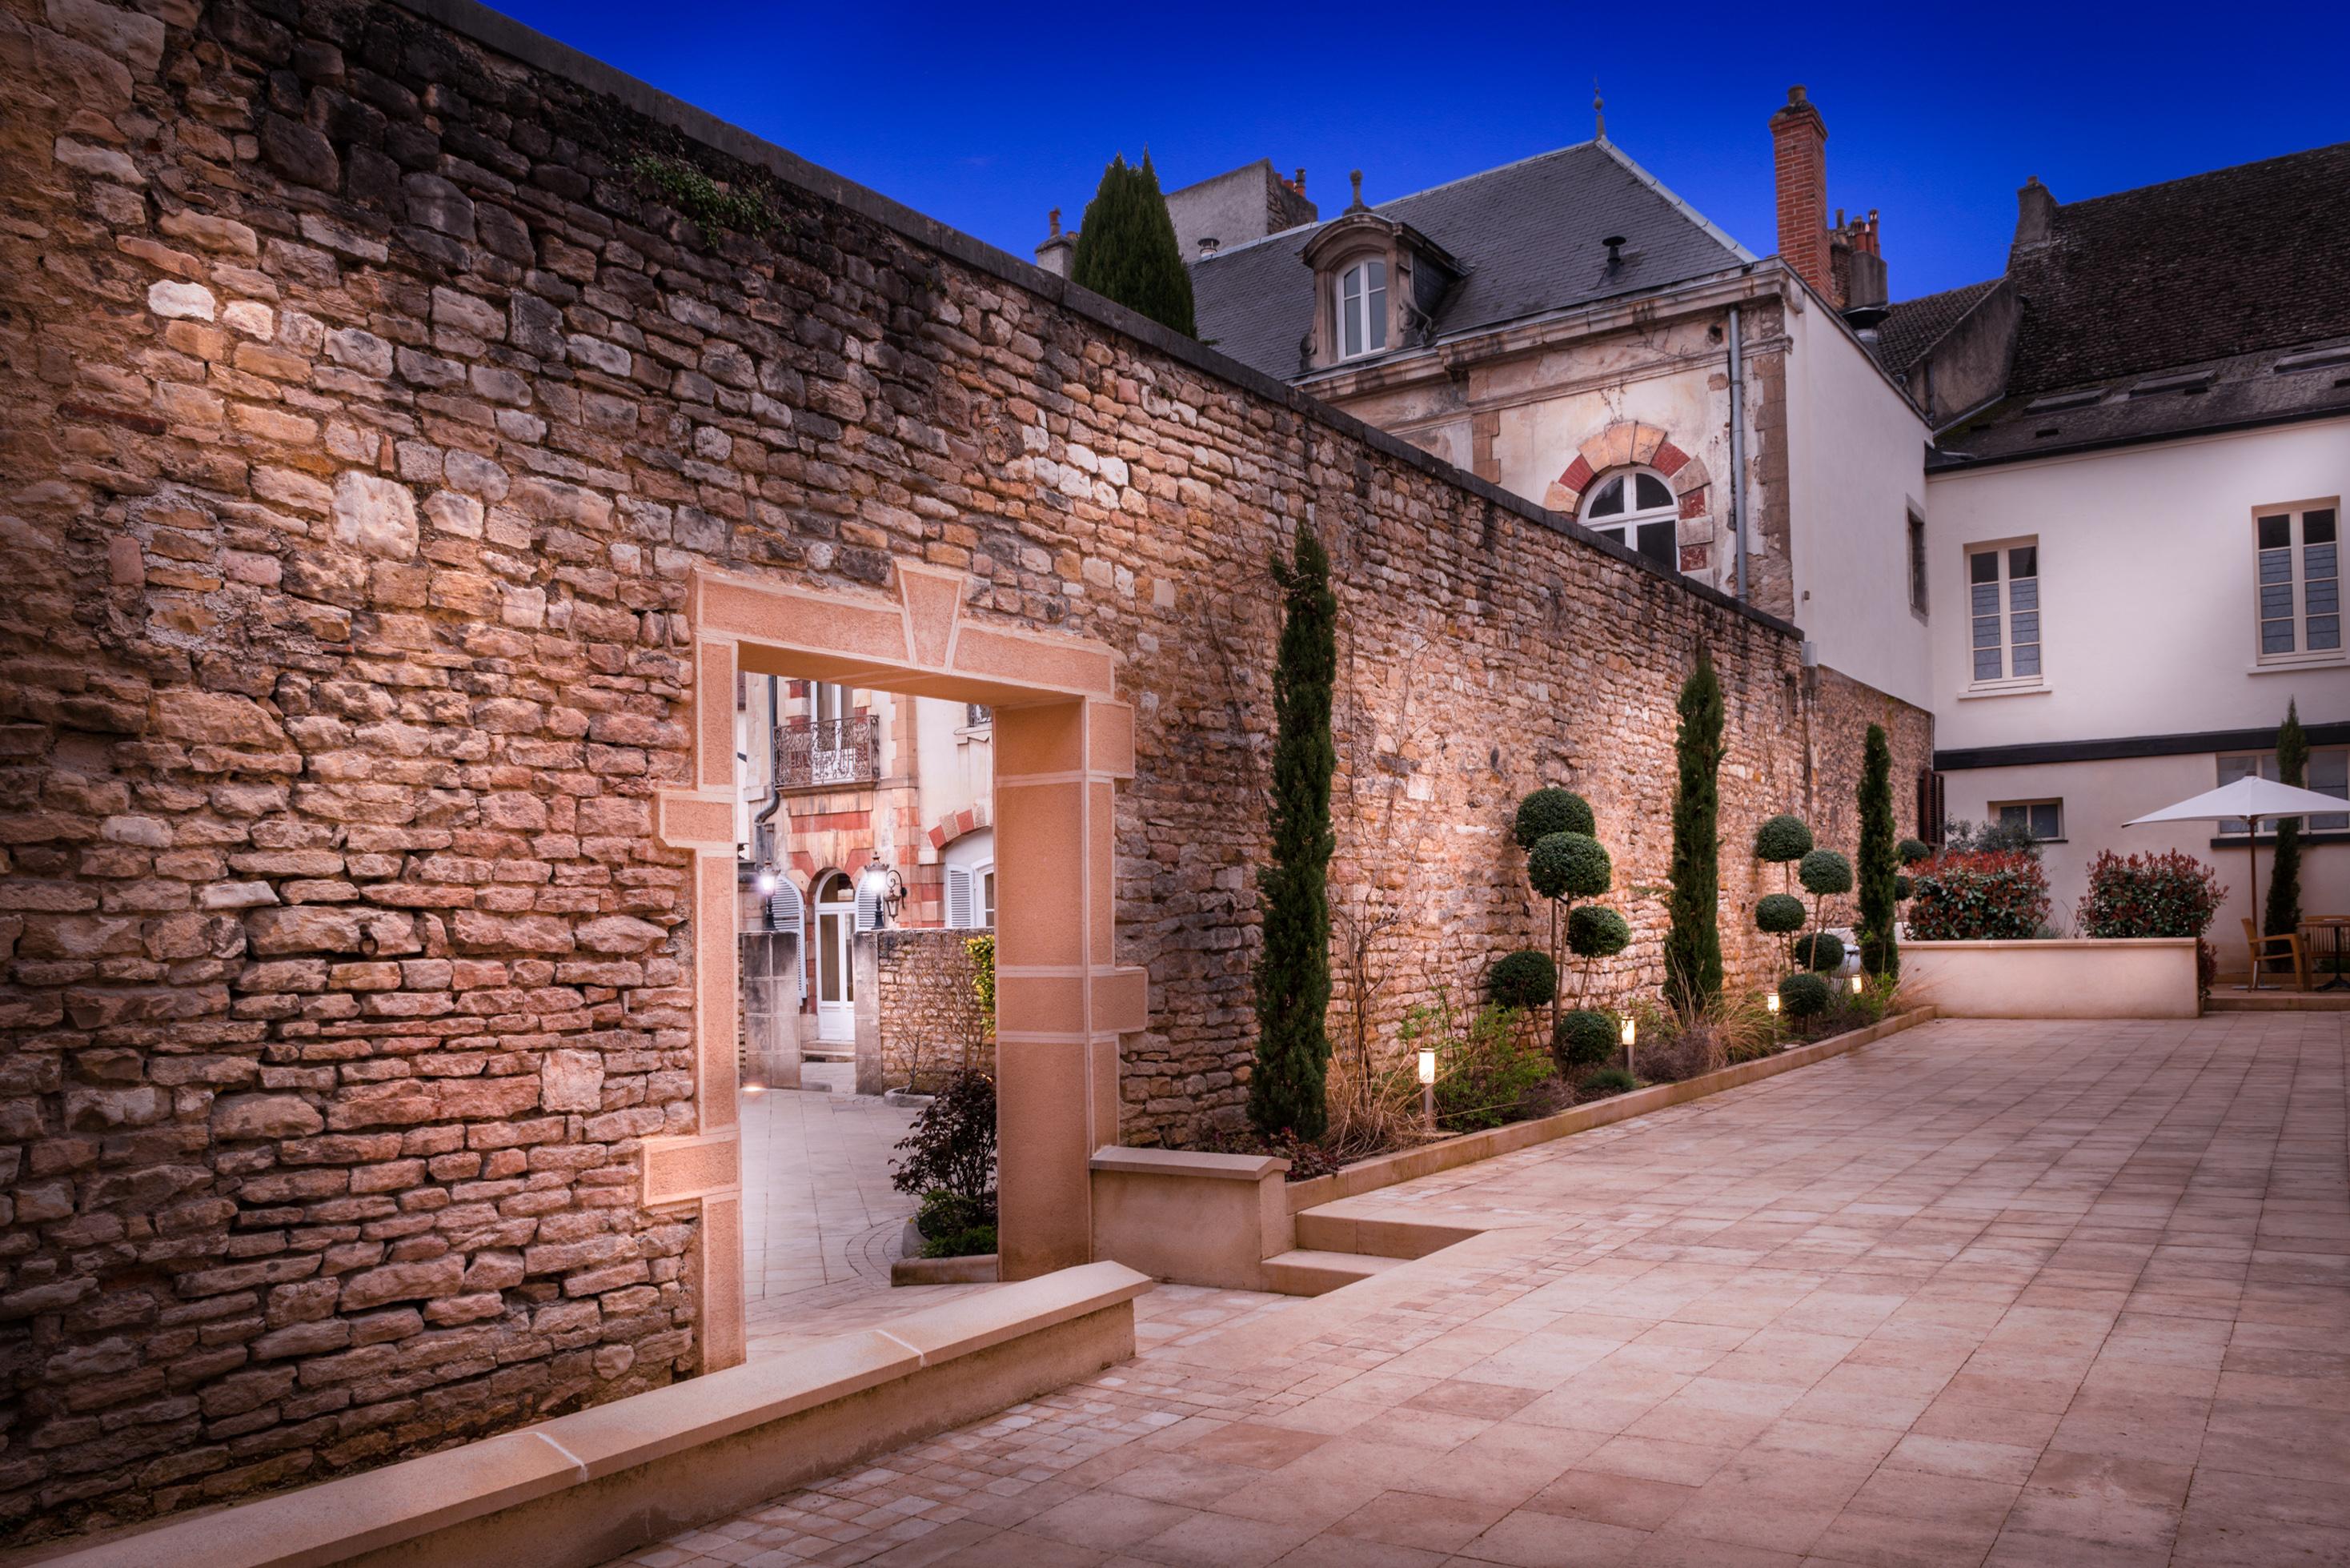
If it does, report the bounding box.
[776,715,877,789]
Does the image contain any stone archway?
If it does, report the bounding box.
[650,562,1144,1370]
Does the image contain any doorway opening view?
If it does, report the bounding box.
[733,672,997,1357]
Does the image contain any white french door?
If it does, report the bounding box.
[813,872,855,1043]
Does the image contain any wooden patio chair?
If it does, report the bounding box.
[2243,918,2308,991]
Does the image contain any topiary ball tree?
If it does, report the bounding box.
[1793,931,1847,972]
[1567,904,1631,960]
[1553,1009,1617,1073]
[1754,892,1806,934]
[1895,873,1915,902]
[1490,948,1557,1012]
[1779,972,1831,1021]
[1514,788,1594,849]
[1898,838,1933,867]
[1755,815,1813,864]
[1799,848,1852,936]
[1530,832,1612,901]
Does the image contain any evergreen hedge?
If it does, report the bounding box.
[1855,724,1899,978]
[1664,649,1724,1014]
[1070,153,1197,338]
[2267,700,2308,940]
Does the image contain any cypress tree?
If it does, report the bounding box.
[2266,700,2309,940]
[1856,723,1899,978]
[1663,648,1724,1015]
[1069,153,1197,339]
[1249,525,1337,1138]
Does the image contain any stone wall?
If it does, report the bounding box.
[0,0,1926,1539]
[868,928,989,1092]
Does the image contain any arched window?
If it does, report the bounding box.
[1335,258,1387,359]
[1581,467,1679,570]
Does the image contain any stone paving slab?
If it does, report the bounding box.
[612,1015,2350,1567]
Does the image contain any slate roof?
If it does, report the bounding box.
[2006,140,2350,396]
[1188,140,1753,383]
[1874,278,2001,379]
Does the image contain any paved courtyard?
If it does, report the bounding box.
[632,1014,2348,1566]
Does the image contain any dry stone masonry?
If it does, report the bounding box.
[0,0,1928,1541]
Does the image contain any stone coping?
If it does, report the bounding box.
[1284,1007,1938,1213]
[1904,937,2196,949]
[891,1252,1002,1285]
[1089,1146,1290,1181]
[383,0,1805,645]
[14,1263,1151,1568]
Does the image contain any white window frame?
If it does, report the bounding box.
[2255,499,2341,664]
[1991,799,2064,843]
[1965,539,2043,689]
[1580,466,1681,571]
[2219,748,2350,836]
[1907,508,1929,620]
[1335,258,1388,361]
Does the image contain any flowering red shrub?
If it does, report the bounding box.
[2075,851,2226,939]
[1907,851,2051,940]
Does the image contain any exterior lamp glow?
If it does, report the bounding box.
[755,868,779,896]
[1417,1048,1438,1086]
[1767,992,1781,1015]
[1620,1014,1636,1074]
[1418,1048,1437,1133]
[1850,974,1864,995]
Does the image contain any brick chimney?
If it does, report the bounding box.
[1770,86,1831,299]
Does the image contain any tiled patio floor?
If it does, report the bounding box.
[628,1013,2349,1566]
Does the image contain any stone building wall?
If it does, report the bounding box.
[869,928,989,1092]
[0,0,1926,1539]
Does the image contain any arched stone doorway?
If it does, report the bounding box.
[652,561,1144,1370]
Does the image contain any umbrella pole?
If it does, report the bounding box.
[2249,824,2261,989]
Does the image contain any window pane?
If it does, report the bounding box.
[2307,578,2338,615]
[2031,803,2061,840]
[1635,520,1675,567]
[2008,577,2038,612]
[1972,616,2001,649]
[1971,583,1999,617]
[1635,473,1673,510]
[1342,298,1361,357]
[2258,515,2292,549]
[2265,619,2300,653]
[2305,543,2336,580]
[2008,545,2038,579]
[1365,260,1386,292]
[2311,616,2340,651]
[2312,751,2348,829]
[2308,509,2337,544]
[2011,643,2041,677]
[2261,583,2296,617]
[1998,805,2027,829]
[2011,612,2039,645]
[2218,754,2261,835]
[2260,549,2293,584]
[1970,551,1999,584]
[1973,648,2003,680]
[1366,283,1387,351]
[1587,475,1624,516]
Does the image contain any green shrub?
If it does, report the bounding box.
[913,1189,997,1257]
[1908,852,2051,940]
[1552,1009,1618,1072]
[1897,838,1932,866]
[1583,1066,1638,1097]
[1663,648,1725,1015]
[1778,972,1831,1019]
[1895,874,1915,901]
[1754,892,1806,934]
[1754,815,1813,862]
[1434,1006,1558,1132]
[1514,788,1594,848]
[1799,849,1853,896]
[1530,832,1610,901]
[1855,724,1899,979]
[1489,948,1557,1010]
[2076,851,2224,940]
[1567,904,1631,958]
[1793,932,1846,972]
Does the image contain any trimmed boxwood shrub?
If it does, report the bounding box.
[1895,874,1915,902]
[1552,1008,1618,1071]
[1793,932,1847,972]
[1754,892,1806,934]
[1799,849,1853,896]
[1898,837,1933,866]
[1530,832,1611,901]
[1514,787,1594,848]
[1907,851,2051,940]
[1567,904,1631,958]
[1779,972,1832,1018]
[1755,815,1813,863]
[1489,948,1558,1009]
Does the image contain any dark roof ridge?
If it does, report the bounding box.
[2051,137,2350,215]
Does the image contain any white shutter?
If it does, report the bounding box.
[945,866,974,929]
[766,879,804,939]
[853,883,883,932]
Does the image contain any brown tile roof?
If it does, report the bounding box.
[1873,278,2002,378]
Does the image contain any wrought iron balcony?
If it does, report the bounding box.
[775,715,878,789]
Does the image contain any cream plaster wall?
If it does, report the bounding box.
[912,698,992,863]
[1939,752,2350,973]
[1782,303,1934,709]
[1925,418,2350,752]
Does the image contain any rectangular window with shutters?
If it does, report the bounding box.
[2255,502,2340,661]
[2220,748,2350,835]
[1967,541,2042,687]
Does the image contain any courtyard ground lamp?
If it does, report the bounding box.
[1620,1014,1636,1076]
[1418,1048,1437,1133]
[2126,775,2348,986]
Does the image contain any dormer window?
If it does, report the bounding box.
[1337,259,1388,359]
[1582,467,1679,568]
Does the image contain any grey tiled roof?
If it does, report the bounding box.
[1187,140,1753,382]
[1874,278,2002,379]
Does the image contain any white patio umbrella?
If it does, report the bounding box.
[2127,775,2350,977]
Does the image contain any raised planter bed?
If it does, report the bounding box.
[1902,938,2198,1019]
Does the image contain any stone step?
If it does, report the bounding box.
[1261,1249,1406,1297]
[1293,1211,1484,1260]
[2205,990,2350,1011]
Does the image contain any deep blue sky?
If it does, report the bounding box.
[502,1,2350,303]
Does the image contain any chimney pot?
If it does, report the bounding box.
[1048,207,1061,238]
[1294,166,1306,194]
